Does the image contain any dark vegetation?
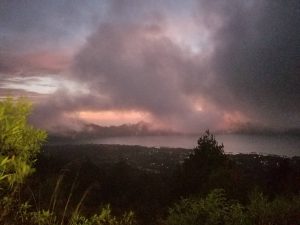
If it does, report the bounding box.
[21,138,300,225]
[1,98,300,225]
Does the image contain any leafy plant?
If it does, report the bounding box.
[0,98,47,223]
[165,188,300,225]
[165,189,248,225]
[70,205,137,225]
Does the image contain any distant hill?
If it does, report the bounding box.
[47,121,179,142]
[223,122,300,136]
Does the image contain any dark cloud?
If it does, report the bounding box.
[71,22,221,131]
[193,0,300,128]
[1,0,299,133]
[73,23,188,113]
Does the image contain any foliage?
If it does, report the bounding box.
[165,189,249,225]
[0,98,47,188]
[70,205,136,225]
[16,203,136,225]
[190,130,228,174]
[0,98,47,223]
[28,131,300,225]
[194,130,225,159]
[174,130,237,196]
[247,190,300,225]
[165,189,300,225]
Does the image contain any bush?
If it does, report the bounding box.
[17,204,137,225]
[248,190,300,225]
[0,98,47,222]
[165,189,300,225]
[0,98,137,225]
[165,189,249,225]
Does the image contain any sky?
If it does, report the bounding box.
[0,0,299,133]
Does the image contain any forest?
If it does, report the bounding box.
[1,99,300,225]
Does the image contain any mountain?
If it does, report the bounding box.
[47,121,179,142]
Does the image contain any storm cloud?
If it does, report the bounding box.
[0,0,299,133]
[196,0,300,128]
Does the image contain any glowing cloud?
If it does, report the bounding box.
[77,110,152,126]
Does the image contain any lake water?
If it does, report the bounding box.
[79,134,300,156]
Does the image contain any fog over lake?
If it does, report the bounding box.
[76,134,300,157]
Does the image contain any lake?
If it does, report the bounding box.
[77,134,300,156]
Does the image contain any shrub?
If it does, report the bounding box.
[69,205,137,225]
[165,189,300,225]
[165,189,249,225]
[0,98,47,222]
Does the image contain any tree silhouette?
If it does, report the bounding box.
[174,130,236,196]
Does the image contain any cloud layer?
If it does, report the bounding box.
[198,0,300,128]
[0,0,299,133]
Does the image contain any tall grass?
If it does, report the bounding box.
[14,171,137,225]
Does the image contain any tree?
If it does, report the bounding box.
[192,130,226,167]
[0,98,47,221]
[174,130,236,196]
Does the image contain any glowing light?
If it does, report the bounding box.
[76,110,152,126]
[221,111,250,129]
[194,103,203,112]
